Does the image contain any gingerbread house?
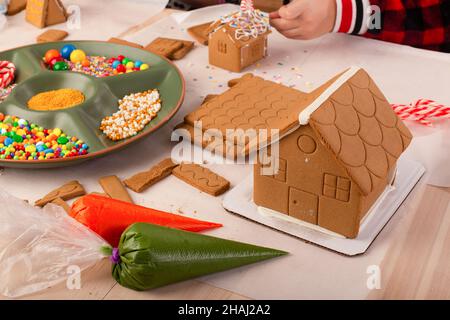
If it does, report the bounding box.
[26,0,67,28]
[208,10,271,72]
[178,67,413,238]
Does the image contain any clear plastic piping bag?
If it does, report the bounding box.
[0,190,108,298]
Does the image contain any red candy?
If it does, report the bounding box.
[116,64,126,73]
[117,55,125,61]
[48,56,63,68]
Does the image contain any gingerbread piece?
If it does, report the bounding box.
[26,0,67,29]
[35,180,86,207]
[108,37,144,49]
[144,38,183,58]
[99,175,133,203]
[124,158,178,193]
[89,192,110,198]
[172,163,230,196]
[51,197,71,214]
[36,29,68,43]
[6,0,27,15]
[181,74,310,157]
[187,21,213,45]
[170,40,194,60]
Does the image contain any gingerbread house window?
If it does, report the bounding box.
[218,41,227,54]
[322,174,350,202]
[261,157,287,182]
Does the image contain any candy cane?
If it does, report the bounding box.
[391,99,450,127]
[0,61,15,89]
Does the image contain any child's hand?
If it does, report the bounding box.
[269,0,336,40]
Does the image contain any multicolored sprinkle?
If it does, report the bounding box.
[67,56,114,78]
[0,113,89,161]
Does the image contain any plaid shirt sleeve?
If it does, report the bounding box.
[333,0,450,53]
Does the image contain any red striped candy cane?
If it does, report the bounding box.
[391,99,450,127]
[0,61,15,89]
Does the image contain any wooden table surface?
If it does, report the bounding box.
[2,8,449,300]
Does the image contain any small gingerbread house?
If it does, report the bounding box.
[26,0,67,29]
[208,10,271,72]
[178,67,412,238]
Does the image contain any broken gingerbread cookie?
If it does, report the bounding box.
[144,37,194,60]
[37,29,68,43]
[172,163,230,196]
[99,175,133,203]
[35,180,86,207]
[124,158,178,193]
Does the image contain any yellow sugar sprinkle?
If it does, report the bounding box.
[27,89,85,111]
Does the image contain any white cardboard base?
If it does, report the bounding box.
[223,156,425,256]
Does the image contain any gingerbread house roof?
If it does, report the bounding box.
[306,68,413,195]
[208,20,271,48]
[182,68,412,196]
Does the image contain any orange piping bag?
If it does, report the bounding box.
[70,194,222,246]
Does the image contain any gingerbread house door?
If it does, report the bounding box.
[288,187,318,225]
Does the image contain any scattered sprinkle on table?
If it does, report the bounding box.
[100,89,161,141]
[0,114,89,160]
[27,88,85,111]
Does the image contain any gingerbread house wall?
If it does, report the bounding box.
[254,125,363,238]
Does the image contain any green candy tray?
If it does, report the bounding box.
[0,41,185,169]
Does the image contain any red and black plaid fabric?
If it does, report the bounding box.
[365,0,450,52]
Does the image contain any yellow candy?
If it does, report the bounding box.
[25,145,36,153]
[126,69,133,73]
[36,132,44,137]
[70,50,87,63]
[16,129,25,136]
[38,156,44,160]
[126,62,135,69]
[140,64,149,70]
[53,128,62,136]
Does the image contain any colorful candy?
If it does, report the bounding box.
[53,61,69,71]
[60,44,76,60]
[0,114,89,161]
[44,49,61,63]
[116,64,126,73]
[70,49,87,63]
[42,45,150,78]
